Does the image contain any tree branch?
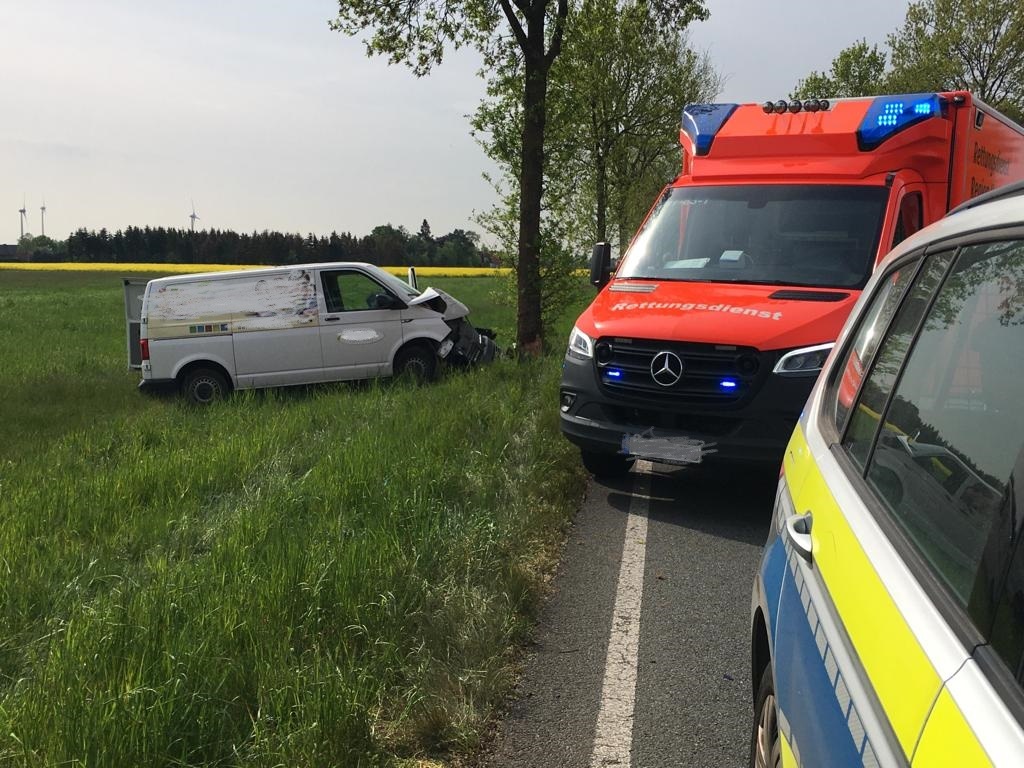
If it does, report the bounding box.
[544,0,569,67]
[497,0,529,52]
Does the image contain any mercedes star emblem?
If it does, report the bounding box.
[650,350,684,387]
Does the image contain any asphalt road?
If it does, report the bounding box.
[479,459,776,768]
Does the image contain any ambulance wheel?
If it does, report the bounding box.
[749,664,781,768]
[394,346,437,383]
[182,367,229,405]
[580,450,634,478]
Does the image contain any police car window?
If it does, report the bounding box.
[828,261,919,436]
[863,239,1024,614]
[989,447,1024,686]
[842,253,954,470]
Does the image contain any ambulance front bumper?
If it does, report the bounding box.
[558,352,815,465]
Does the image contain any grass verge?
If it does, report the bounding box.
[0,270,589,765]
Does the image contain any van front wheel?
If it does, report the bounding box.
[182,367,229,405]
[394,346,437,383]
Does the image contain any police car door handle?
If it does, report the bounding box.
[323,316,340,322]
[785,513,813,563]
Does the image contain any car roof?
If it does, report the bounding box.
[147,261,383,285]
[880,184,1024,270]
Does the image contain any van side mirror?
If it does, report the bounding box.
[590,242,612,289]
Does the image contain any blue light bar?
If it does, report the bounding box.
[605,369,623,379]
[857,93,941,150]
[719,379,738,389]
[681,103,739,156]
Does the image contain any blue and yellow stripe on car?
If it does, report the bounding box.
[777,421,991,765]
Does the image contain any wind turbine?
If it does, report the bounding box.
[18,196,27,239]
[189,200,200,233]
[39,198,46,237]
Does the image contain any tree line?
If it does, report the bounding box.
[332,0,710,353]
[333,0,1024,352]
[12,220,494,267]
[793,0,1024,123]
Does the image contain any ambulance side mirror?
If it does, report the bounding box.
[590,242,612,289]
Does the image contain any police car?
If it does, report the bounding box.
[749,180,1024,766]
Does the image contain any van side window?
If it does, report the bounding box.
[321,271,393,313]
[841,252,954,469]
[826,259,919,436]
[854,240,1024,630]
[892,192,923,248]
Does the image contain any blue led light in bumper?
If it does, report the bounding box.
[682,103,739,156]
[719,379,738,390]
[857,93,941,150]
[605,369,623,380]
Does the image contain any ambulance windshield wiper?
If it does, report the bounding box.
[736,278,851,288]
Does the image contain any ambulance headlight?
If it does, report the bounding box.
[567,326,595,360]
[773,343,834,376]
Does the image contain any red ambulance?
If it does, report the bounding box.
[559,92,1024,476]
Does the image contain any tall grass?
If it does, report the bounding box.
[0,270,589,765]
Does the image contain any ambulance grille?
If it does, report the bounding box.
[594,338,765,404]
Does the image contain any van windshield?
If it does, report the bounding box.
[616,184,889,289]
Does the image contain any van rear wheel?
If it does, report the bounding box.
[182,367,229,405]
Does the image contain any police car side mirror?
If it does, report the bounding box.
[590,242,612,289]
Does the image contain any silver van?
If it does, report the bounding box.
[138,262,496,403]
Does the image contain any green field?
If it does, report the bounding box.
[0,269,588,766]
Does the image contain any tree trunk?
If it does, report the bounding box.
[516,33,548,356]
[595,151,608,244]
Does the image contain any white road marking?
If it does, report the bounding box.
[590,460,652,768]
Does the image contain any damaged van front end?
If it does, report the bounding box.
[408,286,499,367]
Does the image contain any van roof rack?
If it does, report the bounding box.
[948,179,1024,216]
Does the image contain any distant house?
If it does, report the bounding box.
[0,244,20,261]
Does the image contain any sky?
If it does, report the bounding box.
[2,1,910,246]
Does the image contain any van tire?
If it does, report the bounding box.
[394,346,437,383]
[580,450,634,478]
[181,367,229,405]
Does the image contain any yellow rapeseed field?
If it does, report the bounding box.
[0,262,510,277]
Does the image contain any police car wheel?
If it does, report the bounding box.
[182,367,228,405]
[580,450,634,478]
[749,664,781,768]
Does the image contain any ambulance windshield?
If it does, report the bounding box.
[616,185,889,289]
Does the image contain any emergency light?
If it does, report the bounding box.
[681,103,739,156]
[857,93,941,150]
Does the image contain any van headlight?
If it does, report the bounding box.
[773,343,834,376]
[567,326,594,360]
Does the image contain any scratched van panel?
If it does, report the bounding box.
[146,269,318,339]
